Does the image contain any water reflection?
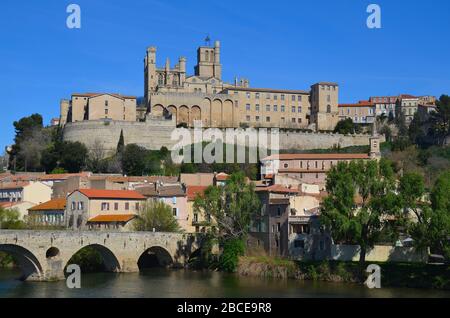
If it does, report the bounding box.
[0,269,449,298]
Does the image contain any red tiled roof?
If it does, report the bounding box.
[262,153,370,161]
[399,94,417,99]
[215,173,229,181]
[339,100,374,107]
[0,182,29,190]
[39,172,90,181]
[28,198,66,211]
[0,201,23,208]
[186,186,208,201]
[76,189,145,200]
[87,214,136,223]
[255,184,299,194]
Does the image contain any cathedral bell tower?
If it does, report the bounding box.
[195,38,222,80]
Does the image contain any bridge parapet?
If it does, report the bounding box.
[0,230,200,281]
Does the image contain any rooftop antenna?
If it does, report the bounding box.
[204,35,211,46]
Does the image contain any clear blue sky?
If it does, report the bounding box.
[1,0,449,150]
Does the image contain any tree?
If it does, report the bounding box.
[0,208,25,229]
[133,200,181,232]
[321,159,399,266]
[87,139,106,173]
[117,130,125,154]
[398,172,426,223]
[430,95,450,146]
[121,144,148,176]
[407,171,450,259]
[193,172,260,240]
[9,114,44,171]
[59,141,88,173]
[334,118,359,135]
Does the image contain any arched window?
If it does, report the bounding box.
[172,75,178,86]
[158,73,164,86]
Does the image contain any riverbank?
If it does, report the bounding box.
[237,256,450,290]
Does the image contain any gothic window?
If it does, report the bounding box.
[173,75,178,86]
[158,74,164,86]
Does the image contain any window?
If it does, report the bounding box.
[256,116,260,122]
[71,202,76,211]
[246,104,251,111]
[284,163,289,168]
[246,92,251,98]
[101,202,109,211]
[266,105,270,112]
[298,95,302,101]
[291,95,295,101]
[125,202,129,210]
[327,95,331,102]
[273,105,278,112]
[255,104,260,112]
[105,109,108,115]
[277,207,282,216]
[291,106,296,113]
[173,208,177,217]
[277,222,281,232]
[114,203,119,210]
[77,202,84,210]
[255,93,260,99]
[298,118,302,123]
[135,202,140,210]
[274,95,278,100]
[246,115,251,121]
[266,116,270,122]
[193,213,198,222]
[266,93,271,99]
[298,106,302,113]
[281,94,285,101]
[280,105,285,112]
[292,118,296,123]
[327,105,332,113]
[172,197,177,204]
[105,100,109,107]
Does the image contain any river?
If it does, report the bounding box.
[0,268,449,298]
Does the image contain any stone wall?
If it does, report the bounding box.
[63,119,381,155]
[330,244,428,263]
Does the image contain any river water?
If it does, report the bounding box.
[0,268,449,298]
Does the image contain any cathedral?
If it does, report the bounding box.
[60,40,340,131]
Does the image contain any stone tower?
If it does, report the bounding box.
[144,46,157,106]
[195,40,222,79]
[310,82,339,131]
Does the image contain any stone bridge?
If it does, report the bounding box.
[0,230,201,281]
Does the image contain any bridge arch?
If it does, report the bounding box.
[138,246,173,269]
[0,244,43,281]
[65,244,121,273]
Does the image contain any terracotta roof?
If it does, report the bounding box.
[0,201,23,208]
[399,94,417,99]
[339,100,374,107]
[223,87,310,94]
[39,172,91,181]
[262,153,370,161]
[72,93,136,100]
[0,182,29,190]
[278,168,328,173]
[215,173,229,181]
[186,186,208,201]
[28,198,66,211]
[256,184,299,194]
[87,214,136,223]
[264,174,274,179]
[76,189,145,200]
[135,184,185,197]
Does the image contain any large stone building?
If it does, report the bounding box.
[61,40,339,131]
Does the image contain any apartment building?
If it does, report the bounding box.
[338,100,376,124]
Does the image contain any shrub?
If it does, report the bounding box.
[219,239,245,273]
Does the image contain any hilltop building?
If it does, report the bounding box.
[60,40,340,131]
